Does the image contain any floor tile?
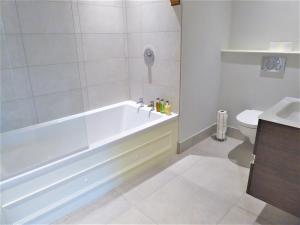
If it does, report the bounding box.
[182,156,249,204]
[136,176,233,224]
[165,154,202,175]
[218,206,259,225]
[188,137,244,159]
[238,194,267,216]
[120,169,177,205]
[108,208,155,224]
[238,194,300,225]
[56,191,132,224]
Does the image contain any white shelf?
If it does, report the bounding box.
[221,49,300,55]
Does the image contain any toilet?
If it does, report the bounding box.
[236,110,263,144]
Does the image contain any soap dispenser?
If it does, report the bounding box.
[165,101,172,115]
[156,98,160,112]
[160,99,165,114]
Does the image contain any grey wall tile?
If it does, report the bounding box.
[142,2,181,32]
[151,60,180,89]
[85,59,128,86]
[29,63,81,96]
[126,6,142,33]
[23,34,78,66]
[142,32,180,60]
[78,3,125,33]
[78,0,124,8]
[88,81,129,109]
[1,68,32,101]
[17,1,74,34]
[0,1,21,34]
[1,34,27,69]
[81,34,126,61]
[1,98,37,132]
[128,58,147,82]
[34,90,84,122]
[129,80,144,101]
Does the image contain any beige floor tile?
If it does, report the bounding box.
[165,154,202,175]
[136,176,234,224]
[182,156,249,204]
[238,194,300,225]
[218,206,260,225]
[120,169,178,205]
[255,204,300,225]
[238,194,267,216]
[55,191,132,224]
[108,208,156,224]
[188,137,244,158]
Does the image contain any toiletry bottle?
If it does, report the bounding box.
[165,101,172,115]
[156,98,160,112]
[160,99,165,114]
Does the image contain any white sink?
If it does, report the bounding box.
[259,97,300,128]
[276,101,300,123]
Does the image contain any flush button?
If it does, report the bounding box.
[261,56,286,73]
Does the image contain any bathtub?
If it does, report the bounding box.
[0,101,178,225]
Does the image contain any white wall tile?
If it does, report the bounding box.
[85,59,128,86]
[23,34,78,66]
[129,80,143,101]
[1,34,27,69]
[1,98,37,132]
[0,1,21,34]
[142,2,181,32]
[142,31,180,60]
[29,63,81,96]
[17,1,74,34]
[88,81,129,109]
[78,3,125,33]
[151,60,180,89]
[34,90,84,122]
[81,34,126,61]
[1,68,32,101]
[128,58,147,82]
[126,6,142,33]
[78,0,124,8]
[127,33,143,58]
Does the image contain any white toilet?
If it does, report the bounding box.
[236,110,263,144]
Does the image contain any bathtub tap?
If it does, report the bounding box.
[148,101,155,118]
[137,97,144,112]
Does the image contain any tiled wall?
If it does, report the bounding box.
[1,0,181,132]
[1,0,129,132]
[126,0,181,112]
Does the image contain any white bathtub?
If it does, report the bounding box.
[0,101,178,225]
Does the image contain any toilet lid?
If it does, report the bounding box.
[236,110,263,128]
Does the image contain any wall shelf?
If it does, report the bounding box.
[221,49,300,55]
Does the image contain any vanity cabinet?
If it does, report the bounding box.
[247,120,300,217]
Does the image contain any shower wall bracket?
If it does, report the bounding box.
[170,0,180,6]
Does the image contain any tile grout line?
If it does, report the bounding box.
[13,0,40,124]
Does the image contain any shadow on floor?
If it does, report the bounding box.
[228,142,253,168]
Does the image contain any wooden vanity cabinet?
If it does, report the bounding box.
[247,120,300,217]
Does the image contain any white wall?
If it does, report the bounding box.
[219,0,300,127]
[229,1,300,50]
[179,0,232,141]
[179,0,300,142]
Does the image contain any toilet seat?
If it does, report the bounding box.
[236,110,263,129]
